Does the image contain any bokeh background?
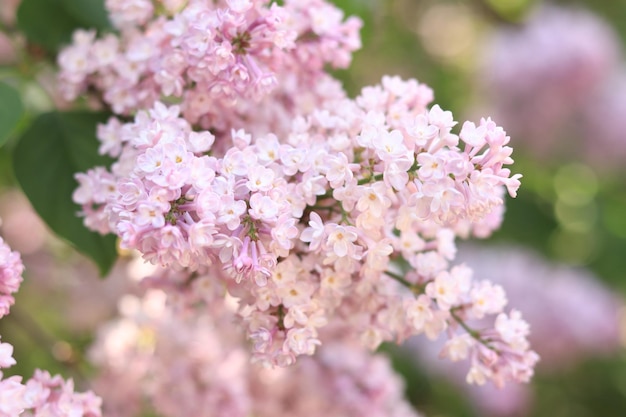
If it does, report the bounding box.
[2,0,626,416]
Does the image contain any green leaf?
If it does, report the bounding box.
[0,82,24,146]
[13,111,118,276]
[60,0,112,31]
[17,0,111,53]
[17,0,82,53]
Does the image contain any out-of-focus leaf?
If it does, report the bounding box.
[17,0,111,53]
[60,0,112,31]
[13,111,117,276]
[17,0,82,53]
[0,82,23,146]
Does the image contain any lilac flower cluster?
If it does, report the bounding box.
[62,0,536,389]
[58,0,360,129]
[89,289,420,417]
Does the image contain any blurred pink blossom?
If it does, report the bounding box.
[480,5,626,169]
[90,289,422,417]
[0,0,20,27]
[580,70,626,168]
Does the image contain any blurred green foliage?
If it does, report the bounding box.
[0,81,23,145]
[17,0,111,53]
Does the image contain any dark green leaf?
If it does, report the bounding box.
[0,82,23,146]
[60,0,112,31]
[17,0,83,53]
[13,111,118,276]
[17,0,111,53]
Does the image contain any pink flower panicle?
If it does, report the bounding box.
[58,0,361,129]
[0,233,24,319]
[63,0,534,391]
[71,77,532,386]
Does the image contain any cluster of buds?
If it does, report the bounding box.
[63,0,536,390]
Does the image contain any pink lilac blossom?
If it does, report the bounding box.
[71,79,534,386]
[57,0,361,134]
[90,289,252,417]
[62,0,535,390]
[0,217,104,417]
[0,227,24,319]
[0,363,103,417]
[89,289,421,417]
[480,5,622,162]
[407,244,623,416]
